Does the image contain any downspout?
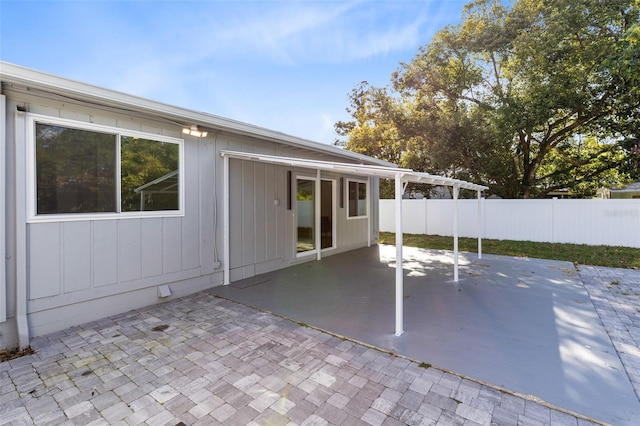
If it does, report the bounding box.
[14,108,29,348]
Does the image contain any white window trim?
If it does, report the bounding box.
[346,178,369,220]
[26,113,185,223]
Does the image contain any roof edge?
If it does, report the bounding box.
[0,61,394,167]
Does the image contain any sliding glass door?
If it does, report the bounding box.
[296,178,315,254]
[296,177,335,255]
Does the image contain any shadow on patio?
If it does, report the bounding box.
[211,244,640,425]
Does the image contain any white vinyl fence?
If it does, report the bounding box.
[379,199,640,248]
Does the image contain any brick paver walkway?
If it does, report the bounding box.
[578,265,640,400]
[1,288,602,426]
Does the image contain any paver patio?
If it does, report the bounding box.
[212,245,640,425]
[1,246,639,425]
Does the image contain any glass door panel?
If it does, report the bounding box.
[321,180,334,249]
[296,179,315,254]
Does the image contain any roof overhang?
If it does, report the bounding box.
[0,61,393,168]
[220,150,488,192]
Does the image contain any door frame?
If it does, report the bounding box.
[295,174,336,259]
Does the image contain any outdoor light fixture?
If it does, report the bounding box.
[182,125,208,137]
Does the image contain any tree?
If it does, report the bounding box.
[336,0,640,198]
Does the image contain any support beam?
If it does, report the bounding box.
[394,173,404,336]
[223,155,230,285]
[316,169,321,260]
[453,185,460,282]
[367,176,371,247]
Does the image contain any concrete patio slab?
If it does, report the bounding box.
[212,245,640,425]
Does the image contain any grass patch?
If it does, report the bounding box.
[378,232,640,269]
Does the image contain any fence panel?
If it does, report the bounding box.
[379,199,640,248]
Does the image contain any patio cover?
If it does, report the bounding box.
[133,170,179,211]
[220,150,488,335]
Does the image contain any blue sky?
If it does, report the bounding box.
[0,0,467,144]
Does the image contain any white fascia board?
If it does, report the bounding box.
[220,150,406,179]
[404,172,488,192]
[0,61,393,167]
[219,150,488,192]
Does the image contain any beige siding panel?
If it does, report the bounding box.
[199,139,216,274]
[278,167,289,260]
[118,219,142,282]
[265,164,279,262]
[242,160,255,267]
[162,217,182,273]
[229,159,243,269]
[62,222,91,293]
[141,218,163,278]
[29,223,61,299]
[182,141,201,270]
[93,221,118,287]
[254,162,266,263]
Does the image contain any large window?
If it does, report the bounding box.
[29,115,183,220]
[347,179,368,218]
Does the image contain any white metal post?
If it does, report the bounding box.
[316,169,321,260]
[223,155,230,285]
[477,190,482,259]
[367,176,371,247]
[394,173,404,336]
[453,185,460,282]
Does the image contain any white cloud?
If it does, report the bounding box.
[184,0,433,65]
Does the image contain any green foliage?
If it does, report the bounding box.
[120,137,179,212]
[378,232,640,269]
[336,0,640,198]
[36,124,117,214]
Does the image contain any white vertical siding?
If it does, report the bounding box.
[92,221,118,286]
[62,222,91,293]
[162,217,183,274]
[29,224,61,299]
[141,218,163,277]
[118,219,142,281]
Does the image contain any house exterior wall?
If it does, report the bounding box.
[221,136,376,282]
[1,84,380,349]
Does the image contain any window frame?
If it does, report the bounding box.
[26,114,185,222]
[346,178,368,220]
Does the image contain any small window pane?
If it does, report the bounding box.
[348,181,367,218]
[121,137,180,212]
[36,124,116,214]
[348,181,358,217]
[358,182,367,216]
